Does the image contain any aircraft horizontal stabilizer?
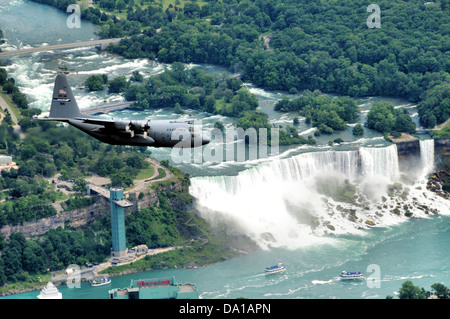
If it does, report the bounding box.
[33,74,209,148]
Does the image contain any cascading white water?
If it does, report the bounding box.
[189,145,414,249]
[419,139,435,177]
[360,145,400,179]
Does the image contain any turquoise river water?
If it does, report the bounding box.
[0,0,448,299]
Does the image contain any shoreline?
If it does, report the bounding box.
[3,213,450,298]
[0,1,449,299]
[0,246,249,298]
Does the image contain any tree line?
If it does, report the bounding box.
[389,280,450,299]
[99,0,449,130]
[275,90,360,135]
[0,70,29,111]
[0,224,111,285]
[86,63,318,145]
[0,115,151,228]
[31,0,449,132]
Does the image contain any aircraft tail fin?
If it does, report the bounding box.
[48,74,83,119]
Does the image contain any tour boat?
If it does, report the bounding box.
[90,276,111,287]
[339,271,364,280]
[265,263,286,274]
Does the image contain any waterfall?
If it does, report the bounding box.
[360,145,400,179]
[419,139,435,177]
[189,145,404,249]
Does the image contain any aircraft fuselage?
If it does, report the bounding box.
[68,118,207,147]
[36,74,209,148]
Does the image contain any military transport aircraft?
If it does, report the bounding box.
[36,74,210,148]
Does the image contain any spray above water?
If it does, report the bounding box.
[190,143,447,250]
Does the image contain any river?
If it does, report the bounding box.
[0,0,448,299]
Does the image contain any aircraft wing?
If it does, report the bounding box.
[34,116,112,125]
[73,117,118,127]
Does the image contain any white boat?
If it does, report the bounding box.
[339,271,364,280]
[265,263,286,274]
[90,276,111,287]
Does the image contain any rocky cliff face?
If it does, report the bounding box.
[0,179,188,239]
[0,200,109,238]
[396,139,421,155]
[396,138,449,172]
[434,138,450,171]
[396,138,449,156]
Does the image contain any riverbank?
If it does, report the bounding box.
[0,159,257,296]
[0,0,449,300]
[0,233,257,297]
[0,274,51,297]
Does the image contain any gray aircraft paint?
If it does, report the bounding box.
[36,74,209,148]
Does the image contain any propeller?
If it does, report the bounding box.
[115,120,150,139]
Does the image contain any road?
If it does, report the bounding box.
[0,92,22,138]
[0,93,18,125]
[50,246,182,283]
[127,157,175,194]
[416,118,450,134]
[42,157,178,283]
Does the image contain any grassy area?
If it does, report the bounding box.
[147,167,166,181]
[0,274,50,296]
[136,163,155,180]
[213,96,233,115]
[91,0,210,20]
[160,0,209,10]
[54,189,69,201]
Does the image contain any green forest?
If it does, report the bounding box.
[275,91,360,134]
[0,118,217,285]
[1,0,449,289]
[389,280,450,299]
[30,0,450,131]
[85,63,318,145]
[121,62,255,116]
[0,62,216,286]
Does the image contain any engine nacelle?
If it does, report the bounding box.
[130,120,149,132]
[114,120,130,131]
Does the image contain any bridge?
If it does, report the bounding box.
[416,118,450,134]
[416,128,435,134]
[87,184,133,208]
[0,38,123,57]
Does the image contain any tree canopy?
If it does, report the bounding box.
[366,102,416,135]
[31,0,450,133]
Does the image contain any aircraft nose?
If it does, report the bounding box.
[202,136,210,145]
